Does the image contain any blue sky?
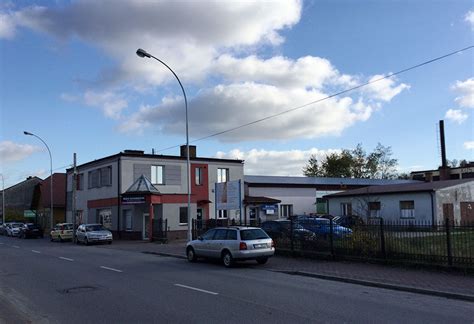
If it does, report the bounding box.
[1,0,473,187]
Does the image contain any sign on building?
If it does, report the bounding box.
[215,180,241,210]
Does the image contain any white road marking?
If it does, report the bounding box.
[0,242,4,245]
[12,245,20,249]
[59,257,74,262]
[32,250,41,254]
[174,284,219,295]
[100,266,123,273]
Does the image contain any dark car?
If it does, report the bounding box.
[261,220,317,241]
[295,216,352,238]
[18,223,44,239]
[0,224,7,236]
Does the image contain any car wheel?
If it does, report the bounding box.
[108,241,112,245]
[222,250,234,268]
[84,237,89,246]
[256,257,268,265]
[59,235,63,243]
[186,247,197,262]
[50,235,54,242]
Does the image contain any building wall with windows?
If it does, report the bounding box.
[326,192,434,223]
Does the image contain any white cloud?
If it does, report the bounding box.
[465,10,474,29]
[445,109,468,124]
[119,82,377,141]
[464,141,474,150]
[0,12,16,39]
[452,78,474,109]
[363,75,410,102]
[0,141,41,163]
[83,90,128,119]
[215,148,340,176]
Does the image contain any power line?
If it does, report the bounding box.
[154,45,473,153]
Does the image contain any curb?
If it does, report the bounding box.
[274,270,474,303]
[142,251,186,259]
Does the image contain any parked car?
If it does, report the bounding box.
[295,216,352,238]
[0,223,7,235]
[76,224,113,245]
[6,222,24,237]
[18,223,44,239]
[261,220,317,241]
[50,223,74,242]
[186,227,275,267]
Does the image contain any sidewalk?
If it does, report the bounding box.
[104,240,474,302]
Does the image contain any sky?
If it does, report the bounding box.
[0,0,473,188]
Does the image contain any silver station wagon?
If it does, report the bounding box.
[186,227,275,267]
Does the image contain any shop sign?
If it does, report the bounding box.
[122,196,146,204]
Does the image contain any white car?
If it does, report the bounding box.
[6,223,24,237]
[76,224,113,245]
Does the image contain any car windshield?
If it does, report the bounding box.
[86,225,106,231]
[240,229,269,240]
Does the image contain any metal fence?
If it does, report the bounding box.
[192,217,474,269]
[152,218,168,243]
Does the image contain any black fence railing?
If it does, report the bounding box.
[276,218,474,269]
[152,218,168,243]
[192,217,474,269]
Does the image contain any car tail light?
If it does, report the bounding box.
[271,240,275,248]
[239,242,247,250]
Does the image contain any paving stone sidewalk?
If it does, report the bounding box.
[102,240,474,301]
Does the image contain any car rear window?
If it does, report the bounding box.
[240,229,269,241]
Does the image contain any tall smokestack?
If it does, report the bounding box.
[439,120,447,168]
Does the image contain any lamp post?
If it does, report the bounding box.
[136,48,192,241]
[0,173,5,224]
[23,131,53,230]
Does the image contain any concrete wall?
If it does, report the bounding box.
[436,181,474,224]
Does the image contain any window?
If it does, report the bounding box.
[368,202,381,218]
[202,229,216,240]
[217,168,229,183]
[179,207,188,224]
[195,167,202,185]
[217,210,227,219]
[341,203,352,216]
[280,204,293,218]
[227,230,237,240]
[151,165,164,185]
[123,209,132,231]
[214,229,228,240]
[316,198,328,214]
[400,201,415,218]
[87,166,112,188]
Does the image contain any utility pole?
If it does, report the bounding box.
[72,153,77,243]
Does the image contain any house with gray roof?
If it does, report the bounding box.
[323,179,474,224]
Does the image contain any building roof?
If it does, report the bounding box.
[244,175,418,187]
[67,150,244,172]
[125,175,160,194]
[323,179,473,198]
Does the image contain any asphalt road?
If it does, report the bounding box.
[0,236,473,324]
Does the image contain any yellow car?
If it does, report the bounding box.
[50,223,74,242]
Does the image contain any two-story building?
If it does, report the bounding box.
[65,146,244,240]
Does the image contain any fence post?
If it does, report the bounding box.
[380,218,386,259]
[330,218,335,259]
[290,216,294,254]
[445,218,453,266]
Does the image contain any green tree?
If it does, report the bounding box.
[322,150,353,177]
[302,154,323,177]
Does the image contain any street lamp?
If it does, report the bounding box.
[0,174,5,224]
[136,48,192,241]
[23,131,54,230]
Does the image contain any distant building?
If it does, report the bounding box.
[243,175,418,222]
[410,162,474,182]
[0,176,42,223]
[324,179,474,224]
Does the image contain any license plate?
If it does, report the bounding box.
[253,243,267,249]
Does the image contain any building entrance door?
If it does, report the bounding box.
[143,213,150,240]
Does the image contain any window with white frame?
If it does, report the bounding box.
[400,200,415,218]
[179,207,188,224]
[280,204,293,218]
[151,165,164,185]
[341,203,352,216]
[195,167,203,185]
[217,168,229,183]
[368,202,381,218]
[217,209,228,219]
